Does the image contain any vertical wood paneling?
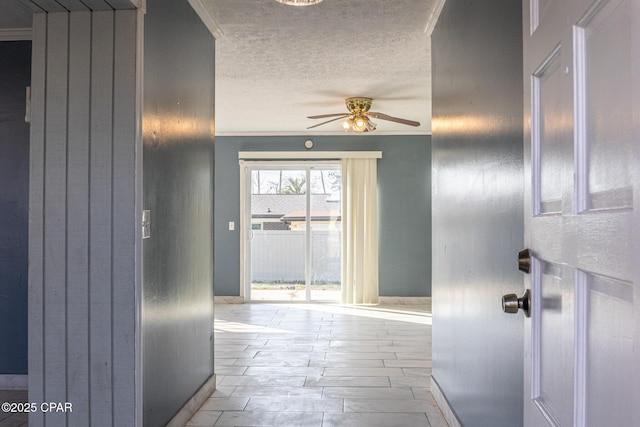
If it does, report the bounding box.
[22,0,132,12]
[28,12,47,427]
[88,10,114,425]
[43,13,69,426]
[81,0,113,11]
[106,0,138,9]
[17,0,45,12]
[111,9,139,426]
[66,11,91,427]
[56,0,89,10]
[31,0,67,12]
[29,8,141,426]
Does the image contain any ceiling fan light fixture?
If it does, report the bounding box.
[275,0,323,6]
[306,96,420,132]
[352,116,368,132]
[366,119,377,132]
[346,97,372,114]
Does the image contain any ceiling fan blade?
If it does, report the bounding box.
[368,112,421,127]
[307,113,349,119]
[306,115,350,129]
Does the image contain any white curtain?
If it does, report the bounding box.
[341,158,379,304]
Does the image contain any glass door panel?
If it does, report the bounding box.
[250,169,307,301]
[246,164,341,302]
[309,168,342,301]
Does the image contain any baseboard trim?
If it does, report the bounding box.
[379,296,431,306]
[165,373,216,427]
[214,296,245,304]
[431,376,462,427]
[0,28,32,41]
[0,375,28,390]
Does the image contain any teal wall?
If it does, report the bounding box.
[0,41,30,375]
[215,135,431,297]
[431,0,524,425]
[142,0,215,425]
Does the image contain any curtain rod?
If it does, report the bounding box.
[238,151,382,160]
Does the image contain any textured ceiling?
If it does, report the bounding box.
[0,0,436,136]
[205,0,435,135]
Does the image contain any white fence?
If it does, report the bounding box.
[250,230,341,283]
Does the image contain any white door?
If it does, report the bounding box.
[522,0,639,425]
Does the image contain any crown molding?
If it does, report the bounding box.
[188,0,224,39]
[0,28,32,41]
[425,0,446,36]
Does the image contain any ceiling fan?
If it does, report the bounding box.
[307,97,421,132]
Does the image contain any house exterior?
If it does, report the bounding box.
[250,194,341,230]
[0,0,636,426]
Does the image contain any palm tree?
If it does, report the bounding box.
[281,176,306,194]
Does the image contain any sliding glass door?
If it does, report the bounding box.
[242,162,341,302]
[308,168,342,301]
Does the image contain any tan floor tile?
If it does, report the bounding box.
[195,304,447,427]
[322,412,430,427]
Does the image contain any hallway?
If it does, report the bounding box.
[187,303,447,427]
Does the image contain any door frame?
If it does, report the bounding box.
[239,159,341,302]
[238,150,381,303]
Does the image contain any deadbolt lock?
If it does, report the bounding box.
[518,249,532,274]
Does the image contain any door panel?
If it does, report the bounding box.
[531,261,574,426]
[523,0,638,425]
[530,0,553,34]
[532,45,568,215]
[575,0,634,211]
[584,273,633,426]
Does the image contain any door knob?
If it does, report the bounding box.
[502,289,531,317]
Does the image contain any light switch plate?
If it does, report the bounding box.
[229,221,235,231]
[142,210,151,239]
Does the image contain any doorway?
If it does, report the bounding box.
[241,162,342,302]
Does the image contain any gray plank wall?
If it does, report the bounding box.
[0,41,31,379]
[29,9,142,426]
[431,0,524,426]
[18,0,139,12]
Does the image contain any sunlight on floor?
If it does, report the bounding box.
[214,319,294,334]
[270,303,433,325]
[189,303,446,427]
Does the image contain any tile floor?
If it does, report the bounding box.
[0,390,28,426]
[187,303,448,427]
